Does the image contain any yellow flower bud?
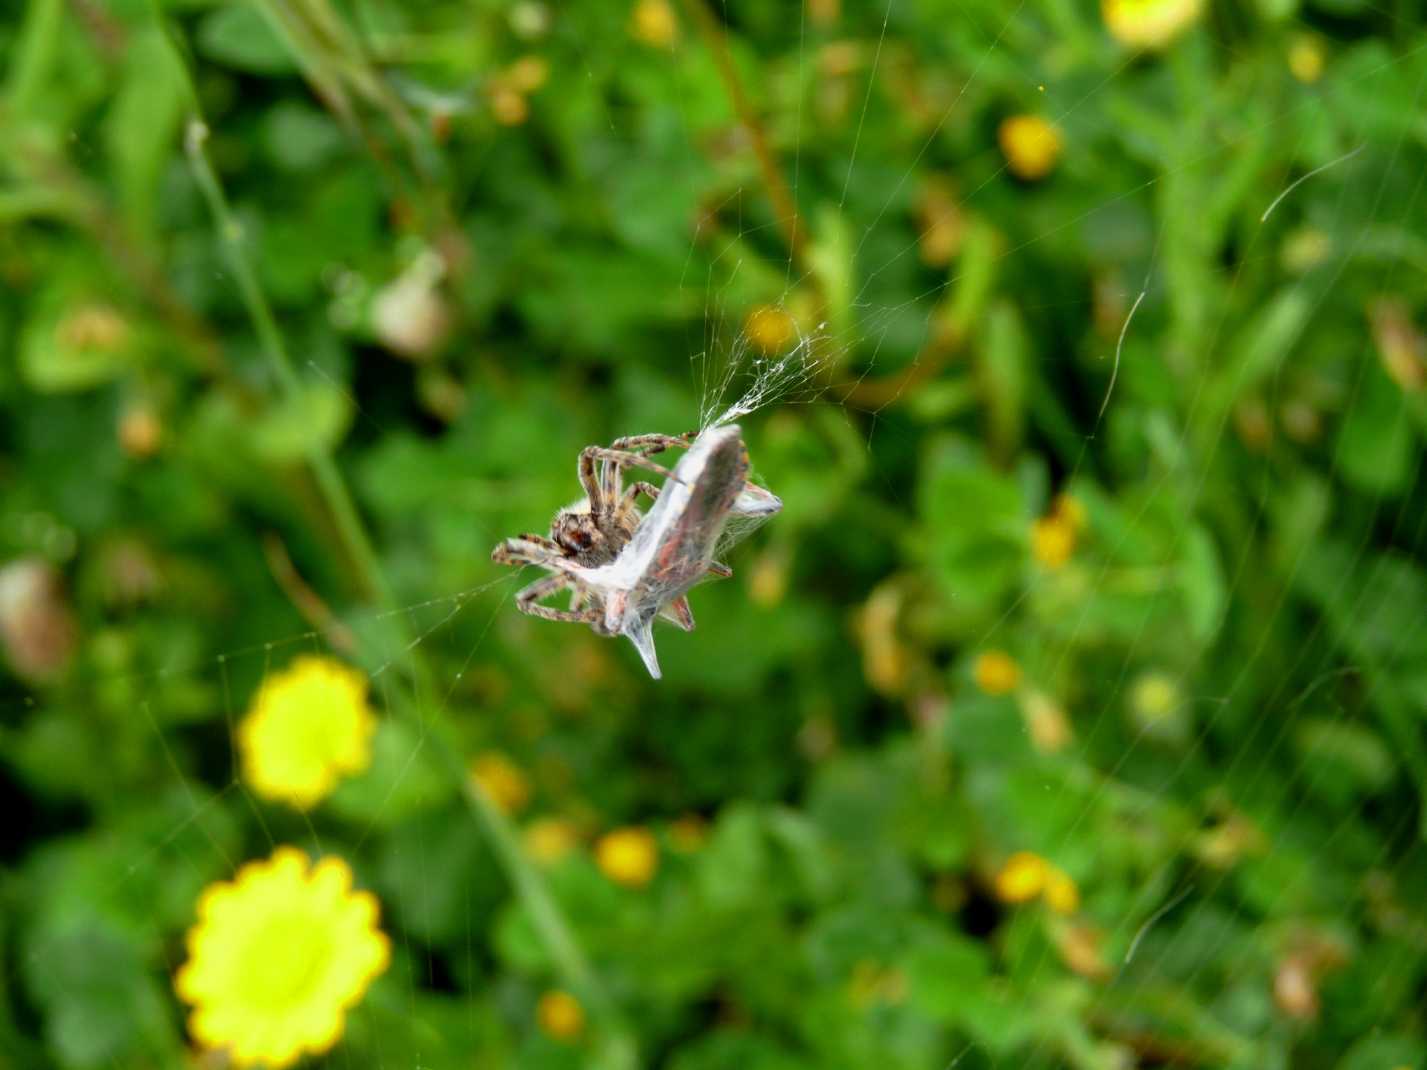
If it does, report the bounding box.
[998,115,1062,181]
[1044,866,1080,915]
[973,651,1022,696]
[1288,35,1325,84]
[470,750,532,814]
[744,304,798,355]
[1030,514,1076,570]
[631,0,678,48]
[595,826,659,888]
[537,989,585,1040]
[995,851,1048,903]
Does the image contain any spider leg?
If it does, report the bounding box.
[577,447,605,517]
[609,432,696,456]
[491,537,586,576]
[585,447,682,484]
[514,574,603,625]
[597,447,625,524]
[619,480,661,510]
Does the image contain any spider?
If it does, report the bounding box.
[491,425,781,677]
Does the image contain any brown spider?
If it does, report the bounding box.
[491,426,781,677]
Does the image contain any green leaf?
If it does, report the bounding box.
[917,435,1027,623]
[1336,362,1413,496]
[195,4,297,74]
[902,931,990,1023]
[23,924,178,1068]
[1294,717,1395,798]
[696,804,769,909]
[328,718,454,827]
[18,297,137,393]
[248,380,354,463]
[103,28,188,239]
[1179,524,1226,644]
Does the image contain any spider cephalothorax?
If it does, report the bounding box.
[491,426,781,677]
[550,506,627,566]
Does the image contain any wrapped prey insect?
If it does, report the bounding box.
[490,425,782,678]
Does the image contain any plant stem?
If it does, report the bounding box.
[183,119,392,606]
[682,0,805,265]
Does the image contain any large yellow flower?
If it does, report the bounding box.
[175,847,390,1067]
[1102,0,1203,49]
[238,655,376,809]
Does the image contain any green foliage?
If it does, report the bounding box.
[2,0,1427,1067]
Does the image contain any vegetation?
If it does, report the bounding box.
[2,1,1426,1067]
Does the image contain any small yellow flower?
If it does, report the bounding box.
[118,400,163,458]
[1287,35,1325,84]
[973,650,1021,696]
[595,826,659,888]
[524,816,580,864]
[1044,866,1080,915]
[1030,514,1076,569]
[1101,0,1203,50]
[1053,493,1087,533]
[998,115,1062,181]
[175,848,390,1068]
[238,656,376,810]
[471,750,532,814]
[507,55,550,93]
[748,545,790,608]
[630,0,678,48]
[744,304,798,355]
[537,989,585,1040]
[490,86,529,125]
[995,851,1048,903]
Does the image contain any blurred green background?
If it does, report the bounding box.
[3,0,1427,1067]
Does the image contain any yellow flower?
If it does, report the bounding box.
[537,989,585,1040]
[744,304,798,355]
[998,115,1062,181]
[175,848,390,1068]
[595,826,659,888]
[238,656,376,810]
[630,0,679,48]
[118,399,163,458]
[973,650,1021,696]
[1287,35,1325,84]
[507,55,550,93]
[1030,514,1076,569]
[1101,0,1203,50]
[524,816,580,864]
[1053,493,1087,533]
[471,750,532,814]
[994,851,1048,903]
[1044,866,1081,915]
[490,86,529,126]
